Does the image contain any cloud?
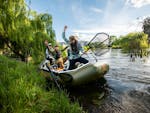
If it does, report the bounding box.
[71,4,94,26]
[73,14,150,41]
[90,7,103,13]
[69,0,147,41]
[125,0,150,8]
[72,20,143,41]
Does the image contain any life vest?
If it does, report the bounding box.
[54,50,61,60]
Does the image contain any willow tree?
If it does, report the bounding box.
[41,13,56,43]
[30,13,56,63]
[0,0,27,59]
[0,0,55,62]
[143,17,150,44]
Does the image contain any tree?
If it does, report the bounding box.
[40,13,56,44]
[143,17,150,44]
[109,35,117,46]
[0,0,28,60]
[0,0,55,62]
[112,32,149,57]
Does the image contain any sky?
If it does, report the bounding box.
[25,0,150,41]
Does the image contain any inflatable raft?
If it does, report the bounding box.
[40,60,109,86]
[56,62,109,86]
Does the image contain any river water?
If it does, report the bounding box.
[70,49,150,113]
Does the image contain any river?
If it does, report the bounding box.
[69,49,150,113]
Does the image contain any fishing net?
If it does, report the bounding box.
[87,32,110,56]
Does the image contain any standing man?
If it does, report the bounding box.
[62,26,88,70]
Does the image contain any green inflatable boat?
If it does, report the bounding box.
[51,62,109,86]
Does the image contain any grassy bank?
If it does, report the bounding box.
[0,55,84,113]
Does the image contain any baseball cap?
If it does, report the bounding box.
[48,43,52,46]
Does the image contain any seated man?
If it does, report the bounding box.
[44,40,55,65]
[54,45,64,70]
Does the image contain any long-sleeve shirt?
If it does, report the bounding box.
[62,32,83,60]
[45,47,55,60]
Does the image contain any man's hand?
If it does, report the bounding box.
[64,25,67,32]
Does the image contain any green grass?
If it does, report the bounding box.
[0,55,84,113]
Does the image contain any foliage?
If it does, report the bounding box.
[112,32,149,56]
[0,55,84,113]
[143,17,150,44]
[0,0,55,62]
[109,35,117,46]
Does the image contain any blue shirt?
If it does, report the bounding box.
[62,32,83,60]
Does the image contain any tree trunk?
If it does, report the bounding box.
[1,36,26,61]
[148,35,150,46]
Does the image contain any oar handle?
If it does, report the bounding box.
[61,46,69,52]
[46,63,61,91]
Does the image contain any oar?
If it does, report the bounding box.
[46,63,61,91]
[61,46,69,52]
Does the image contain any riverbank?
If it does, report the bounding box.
[0,55,84,113]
